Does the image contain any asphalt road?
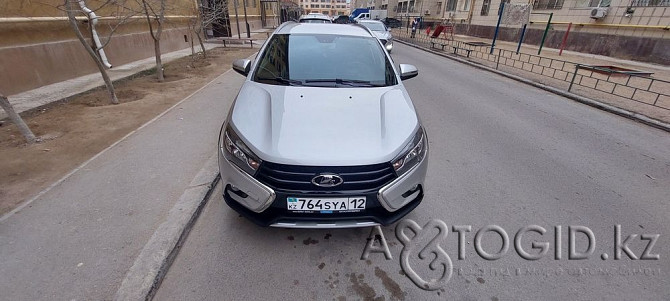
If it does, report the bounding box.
[154,43,670,300]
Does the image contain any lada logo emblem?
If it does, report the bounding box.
[311,173,344,187]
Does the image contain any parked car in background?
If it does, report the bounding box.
[221,22,425,228]
[357,19,394,53]
[349,8,369,22]
[352,9,387,22]
[334,15,350,24]
[299,13,332,23]
[382,17,402,28]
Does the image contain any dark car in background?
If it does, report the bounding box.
[382,17,402,28]
[333,15,350,24]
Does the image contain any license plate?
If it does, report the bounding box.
[286,197,366,213]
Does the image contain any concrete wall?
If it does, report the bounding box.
[0,25,193,95]
[227,16,267,36]
[0,0,199,95]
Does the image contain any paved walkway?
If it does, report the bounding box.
[0,52,251,300]
[0,29,274,299]
[392,28,670,124]
[392,28,670,79]
[2,29,272,119]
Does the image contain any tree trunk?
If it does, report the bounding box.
[0,94,37,144]
[66,0,119,104]
[154,38,164,82]
[196,29,207,59]
[190,30,195,57]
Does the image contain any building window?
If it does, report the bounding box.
[533,0,565,9]
[480,0,491,15]
[447,0,457,11]
[463,0,470,10]
[574,0,610,7]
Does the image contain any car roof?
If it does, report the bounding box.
[357,19,384,24]
[299,14,330,20]
[275,23,374,37]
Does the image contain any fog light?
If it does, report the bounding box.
[228,185,248,198]
[401,185,421,198]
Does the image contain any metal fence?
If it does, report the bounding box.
[393,30,670,111]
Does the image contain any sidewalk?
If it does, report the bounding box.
[2,29,272,120]
[0,30,272,299]
[392,28,670,124]
[394,28,670,78]
[451,33,670,80]
[0,54,248,300]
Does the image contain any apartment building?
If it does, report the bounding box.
[224,0,281,36]
[300,0,351,16]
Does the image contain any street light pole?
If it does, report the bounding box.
[419,0,424,24]
[233,0,241,38]
[242,0,251,38]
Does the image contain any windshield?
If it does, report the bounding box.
[252,34,397,87]
[360,22,387,32]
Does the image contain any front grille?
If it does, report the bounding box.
[256,161,396,192]
[380,39,388,45]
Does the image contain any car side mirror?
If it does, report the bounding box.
[399,64,418,80]
[233,59,251,76]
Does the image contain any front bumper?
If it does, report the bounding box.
[218,147,428,228]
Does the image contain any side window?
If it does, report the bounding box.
[254,35,289,80]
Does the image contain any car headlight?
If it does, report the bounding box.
[220,124,262,176]
[391,127,426,176]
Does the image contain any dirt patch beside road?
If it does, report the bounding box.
[0,47,257,215]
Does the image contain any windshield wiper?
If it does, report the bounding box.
[304,79,384,87]
[257,77,303,86]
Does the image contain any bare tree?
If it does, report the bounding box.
[62,0,137,104]
[187,16,206,59]
[191,0,229,58]
[0,93,37,144]
[140,0,167,82]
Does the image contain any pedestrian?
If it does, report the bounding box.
[411,18,418,38]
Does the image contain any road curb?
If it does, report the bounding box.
[114,154,220,301]
[395,39,670,133]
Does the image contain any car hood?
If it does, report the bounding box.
[372,31,392,40]
[230,81,419,166]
